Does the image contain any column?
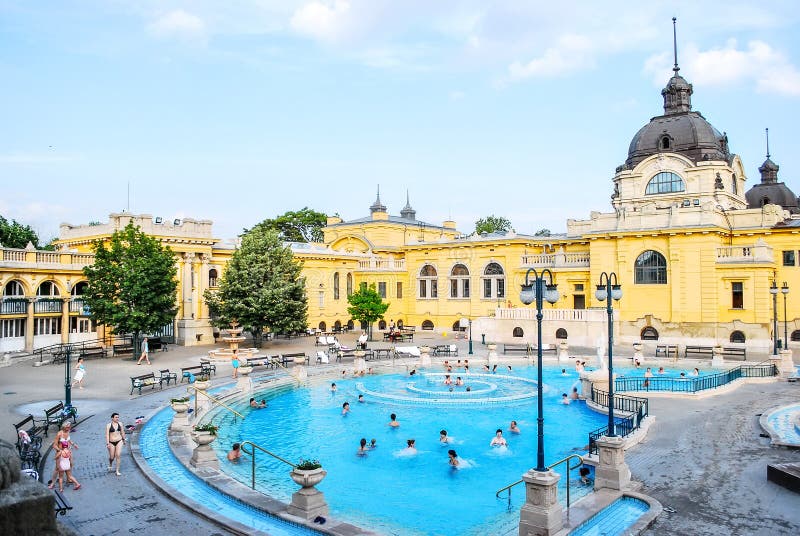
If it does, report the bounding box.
[60,298,70,345]
[518,469,562,536]
[594,435,631,491]
[25,298,34,353]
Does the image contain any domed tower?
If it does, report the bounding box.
[369,185,387,214]
[745,129,799,213]
[610,18,747,213]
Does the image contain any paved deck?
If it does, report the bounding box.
[1,335,798,535]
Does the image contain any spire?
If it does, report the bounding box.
[759,127,779,184]
[370,185,387,213]
[766,127,771,158]
[400,190,416,220]
[662,17,693,115]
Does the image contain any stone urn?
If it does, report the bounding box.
[632,342,644,363]
[289,466,327,488]
[193,379,210,390]
[190,430,219,468]
[287,466,329,521]
[190,431,217,447]
[237,366,253,376]
[293,355,306,366]
[419,346,432,368]
[171,400,189,413]
[558,341,569,363]
[487,343,498,365]
[170,399,191,431]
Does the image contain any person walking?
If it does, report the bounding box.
[137,337,150,365]
[106,412,126,475]
[72,357,86,389]
[48,422,78,489]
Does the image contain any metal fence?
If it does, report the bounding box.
[587,388,649,455]
[614,363,777,394]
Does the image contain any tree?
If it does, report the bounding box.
[0,215,43,249]
[246,207,327,243]
[474,215,512,235]
[347,283,389,341]
[204,226,308,346]
[534,228,551,237]
[82,223,178,355]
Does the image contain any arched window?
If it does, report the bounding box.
[346,273,353,296]
[731,174,738,194]
[645,172,685,195]
[555,328,568,339]
[513,327,524,338]
[347,320,355,330]
[452,321,462,331]
[421,320,434,330]
[641,326,659,340]
[397,319,404,329]
[635,251,667,284]
[660,136,671,150]
[3,280,24,296]
[333,320,342,332]
[36,281,60,296]
[318,321,327,332]
[419,264,438,299]
[358,320,366,330]
[791,330,800,342]
[208,269,218,287]
[378,320,387,330]
[760,196,770,207]
[333,272,340,300]
[482,262,505,299]
[729,331,746,343]
[449,264,470,299]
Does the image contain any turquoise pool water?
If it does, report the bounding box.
[569,496,650,536]
[765,403,800,446]
[208,366,606,536]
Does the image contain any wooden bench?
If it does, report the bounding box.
[130,372,157,395]
[180,363,215,382]
[43,402,77,435]
[373,348,393,360]
[14,415,45,453]
[79,345,107,359]
[53,488,73,517]
[112,343,133,356]
[283,352,309,365]
[158,369,178,387]
[685,345,714,357]
[434,345,458,356]
[722,346,746,359]
[149,337,167,352]
[337,349,357,362]
[655,344,679,358]
[504,343,531,355]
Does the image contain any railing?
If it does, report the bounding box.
[2,248,26,262]
[189,386,246,420]
[239,440,297,490]
[716,244,773,264]
[33,298,63,313]
[36,252,60,263]
[356,258,406,271]
[521,252,590,268]
[614,364,778,394]
[69,299,85,313]
[587,388,649,455]
[0,247,96,267]
[495,454,584,510]
[1,298,27,314]
[494,308,606,322]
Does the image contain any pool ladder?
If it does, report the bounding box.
[239,441,298,490]
[495,453,584,511]
[188,385,246,420]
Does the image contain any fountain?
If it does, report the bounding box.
[208,321,259,360]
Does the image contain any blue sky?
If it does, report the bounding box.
[1,1,799,242]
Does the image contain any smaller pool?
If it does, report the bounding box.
[569,496,650,536]
[762,403,800,446]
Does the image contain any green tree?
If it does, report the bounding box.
[534,228,551,237]
[246,207,327,243]
[0,215,42,249]
[474,215,512,235]
[347,283,389,341]
[82,223,178,355]
[204,226,308,346]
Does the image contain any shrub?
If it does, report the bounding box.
[296,458,322,470]
[193,423,219,435]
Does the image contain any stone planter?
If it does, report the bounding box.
[287,467,329,521]
[238,366,253,375]
[170,402,191,431]
[190,431,217,447]
[558,341,569,363]
[289,467,327,488]
[189,431,219,468]
[171,401,189,413]
[193,379,210,390]
[293,356,306,366]
[487,343,498,365]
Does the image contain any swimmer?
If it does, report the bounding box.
[679,372,686,378]
[439,429,452,444]
[691,367,700,376]
[492,364,498,373]
[410,369,417,376]
[561,393,570,405]
[507,365,512,372]
[466,386,471,392]
[490,429,507,447]
[369,438,377,449]
[258,399,267,408]
[227,443,242,462]
[446,365,453,373]
[579,467,592,484]
[455,376,463,386]
[388,413,400,427]
[561,368,567,376]
[357,438,368,456]
[464,365,470,373]
[657,366,665,375]
[569,387,579,400]
[405,439,417,453]
[249,398,257,408]
[444,374,452,385]
[368,367,375,374]
[342,402,350,415]
[357,394,365,403]
[448,449,459,467]
[330,383,337,392]
[509,420,520,434]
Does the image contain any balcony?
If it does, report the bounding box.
[0,246,95,269]
[521,252,590,268]
[1,298,27,315]
[716,241,773,264]
[356,258,406,272]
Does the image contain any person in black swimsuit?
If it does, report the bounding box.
[106,413,126,476]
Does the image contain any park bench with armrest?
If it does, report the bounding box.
[532,344,557,354]
[43,402,77,435]
[282,352,310,365]
[130,372,157,395]
[504,343,531,355]
[180,363,216,382]
[655,344,679,358]
[373,348,393,360]
[684,345,714,357]
[433,344,458,356]
[337,348,357,362]
[113,343,133,355]
[79,346,107,359]
[158,369,178,387]
[722,346,746,359]
[53,488,73,517]
[14,415,45,450]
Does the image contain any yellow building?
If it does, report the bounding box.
[1,62,798,355]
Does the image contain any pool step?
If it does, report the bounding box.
[767,463,800,493]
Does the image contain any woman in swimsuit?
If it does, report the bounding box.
[48,422,78,489]
[231,351,240,379]
[106,413,126,476]
[57,443,81,491]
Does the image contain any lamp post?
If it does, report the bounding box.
[782,282,789,349]
[770,280,779,355]
[63,344,73,407]
[595,272,622,437]
[468,319,473,355]
[519,268,559,471]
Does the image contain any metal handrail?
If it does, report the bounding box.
[239,440,298,490]
[495,453,584,509]
[188,385,246,419]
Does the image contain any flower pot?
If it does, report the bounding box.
[238,366,253,376]
[290,467,327,488]
[293,356,306,366]
[190,431,217,447]
[171,402,189,413]
[193,380,210,390]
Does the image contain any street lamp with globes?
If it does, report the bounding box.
[595,272,623,437]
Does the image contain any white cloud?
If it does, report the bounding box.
[290,0,353,43]
[508,34,594,80]
[147,10,207,42]
[644,39,800,97]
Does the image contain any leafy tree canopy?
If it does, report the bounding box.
[82,223,178,348]
[0,215,52,249]
[474,215,512,235]
[347,283,389,340]
[246,207,327,243]
[534,228,551,237]
[204,226,308,345]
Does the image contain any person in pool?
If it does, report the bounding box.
[691,367,700,376]
[249,398,258,408]
[509,420,520,434]
[657,366,665,375]
[388,413,400,427]
[357,394,365,403]
[227,443,242,462]
[490,429,507,447]
[357,438,368,456]
[448,449,459,467]
[405,439,417,453]
[330,382,337,392]
[258,399,267,408]
[561,393,570,405]
[569,387,579,400]
[455,376,463,386]
[443,374,452,385]
[439,429,452,443]
[369,438,377,449]
[342,402,350,415]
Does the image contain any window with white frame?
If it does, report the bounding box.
[346,273,353,296]
[3,280,25,296]
[34,317,61,335]
[1,318,25,338]
[333,272,340,300]
[482,262,505,299]
[378,282,387,298]
[36,281,60,296]
[418,264,438,299]
[69,317,91,334]
[449,264,470,298]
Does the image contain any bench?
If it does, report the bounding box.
[434,345,458,357]
[373,348,393,360]
[43,402,77,435]
[685,345,714,357]
[148,337,168,352]
[130,372,157,395]
[504,343,531,355]
[112,343,133,356]
[14,415,45,467]
[79,345,107,359]
[283,352,310,365]
[655,344,679,358]
[180,363,215,382]
[722,346,746,359]
[53,488,73,517]
[337,349,357,362]
[158,369,178,387]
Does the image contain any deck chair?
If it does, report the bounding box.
[316,351,329,364]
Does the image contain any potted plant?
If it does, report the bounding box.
[191,423,218,447]
[290,458,326,488]
[170,397,190,413]
[193,373,211,390]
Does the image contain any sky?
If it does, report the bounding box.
[1,1,799,242]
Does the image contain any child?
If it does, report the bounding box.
[57,442,81,491]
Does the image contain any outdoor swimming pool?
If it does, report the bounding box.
[208,366,607,536]
[762,403,800,447]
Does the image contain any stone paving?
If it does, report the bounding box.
[1,334,798,535]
